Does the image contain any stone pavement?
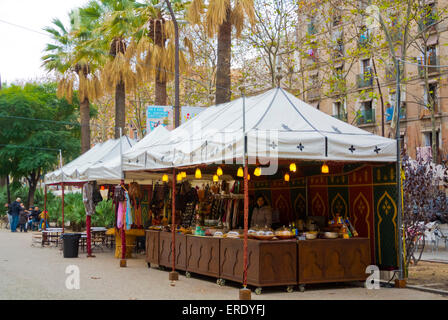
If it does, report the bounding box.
[0,229,446,300]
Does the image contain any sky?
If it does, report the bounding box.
[0,0,89,84]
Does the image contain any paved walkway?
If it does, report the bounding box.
[0,229,446,300]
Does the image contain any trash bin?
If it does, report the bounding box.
[62,233,81,258]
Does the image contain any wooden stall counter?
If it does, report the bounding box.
[159,231,187,270]
[297,238,370,291]
[220,237,297,293]
[145,230,160,267]
[185,235,220,278]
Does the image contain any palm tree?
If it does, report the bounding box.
[80,0,140,138]
[187,0,255,104]
[134,2,191,107]
[42,13,103,153]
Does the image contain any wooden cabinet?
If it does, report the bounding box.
[220,238,297,287]
[145,230,160,265]
[159,232,187,270]
[297,238,370,284]
[186,235,220,277]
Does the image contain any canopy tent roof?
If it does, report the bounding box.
[124,88,397,172]
[44,135,135,185]
[122,125,171,172]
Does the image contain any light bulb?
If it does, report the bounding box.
[195,168,202,179]
[213,175,219,182]
[284,173,290,182]
[162,174,169,182]
[217,167,223,176]
[237,167,243,177]
[247,174,250,181]
[254,167,261,176]
[321,164,329,174]
[289,163,297,172]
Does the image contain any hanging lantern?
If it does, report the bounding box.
[247,174,251,181]
[162,174,169,182]
[237,167,244,177]
[289,163,297,172]
[217,167,223,176]
[100,186,105,191]
[181,171,187,178]
[213,175,219,182]
[321,163,329,174]
[177,173,182,181]
[254,167,261,176]
[284,173,290,182]
[195,168,202,179]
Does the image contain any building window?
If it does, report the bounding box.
[357,100,375,125]
[307,17,317,35]
[423,131,439,150]
[332,101,347,121]
[424,82,438,112]
[422,2,437,28]
[333,12,342,26]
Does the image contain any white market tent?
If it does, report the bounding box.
[44,135,135,185]
[128,88,397,171]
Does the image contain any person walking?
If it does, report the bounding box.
[9,198,21,232]
[18,203,29,232]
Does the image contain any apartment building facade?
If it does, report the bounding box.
[297,0,448,162]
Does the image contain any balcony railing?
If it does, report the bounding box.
[332,113,348,122]
[357,109,376,125]
[358,31,372,47]
[308,23,317,35]
[419,15,437,32]
[386,106,406,122]
[357,71,373,88]
[418,54,439,76]
[307,87,320,101]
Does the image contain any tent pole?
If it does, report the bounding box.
[43,184,47,231]
[169,167,179,284]
[119,128,127,267]
[394,58,405,285]
[61,182,64,234]
[240,89,251,300]
[59,149,64,234]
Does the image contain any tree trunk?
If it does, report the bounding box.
[115,81,126,138]
[155,78,167,106]
[215,8,232,105]
[80,98,91,154]
[26,170,39,208]
[6,175,10,204]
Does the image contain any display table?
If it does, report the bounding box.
[158,231,187,270]
[220,237,297,292]
[297,238,370,289]
[107,228,145,258]
[186,235,220,278]
[145,231,371,293]
[145,230,160,266]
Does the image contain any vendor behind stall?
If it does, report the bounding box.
[251,195,272,228]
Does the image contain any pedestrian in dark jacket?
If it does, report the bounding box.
[18,204,28,232]
[9,198,21,232]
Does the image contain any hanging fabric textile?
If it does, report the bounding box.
[125,191,132,230]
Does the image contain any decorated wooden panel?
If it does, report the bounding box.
[145,230,159,265]
[219,238,258,284]
[159,232,187,270]
[298,238,370,284]
[186,235,220,277]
